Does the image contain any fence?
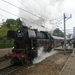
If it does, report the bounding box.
[0,40,14,45]
[0,40,14,49]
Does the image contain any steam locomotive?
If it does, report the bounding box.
[7,27,53,65]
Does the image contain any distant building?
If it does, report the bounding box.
[72,27,75,39]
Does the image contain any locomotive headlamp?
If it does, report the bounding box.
[12,47,14,48]
[32,47,34,49]
[18,30,20,32]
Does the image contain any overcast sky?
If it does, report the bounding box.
[0,0,75,34]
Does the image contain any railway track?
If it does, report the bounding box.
[0,64,20,75]
[0,63,32,75]
[0,60,11,70]
[0,57,6,62]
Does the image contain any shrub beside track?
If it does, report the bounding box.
[0,40,14,49]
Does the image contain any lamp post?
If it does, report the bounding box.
[63,13,72,55]
[63,13,66,55]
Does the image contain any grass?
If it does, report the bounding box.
[0,44,14,49]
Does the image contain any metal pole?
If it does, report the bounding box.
[63,13,66,55]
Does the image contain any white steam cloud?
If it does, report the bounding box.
[32,47,58,64]
[19,0,65,31]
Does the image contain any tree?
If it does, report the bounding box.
[15,18,23,28]
[5,19,15,29]
[0,18,23,40]
[52,28,64,37]
[5,18,23,29]
[0,22,10,40]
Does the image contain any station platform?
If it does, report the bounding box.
[56,45,75,75]
[54,45,73,53]
[59,53,75,75]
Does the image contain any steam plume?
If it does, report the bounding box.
[32,47,58,64]
[19,0,65,31]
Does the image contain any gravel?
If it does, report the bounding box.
[13,52,71,75]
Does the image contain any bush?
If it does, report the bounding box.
[0,44,14,49]
[0,39,14,49]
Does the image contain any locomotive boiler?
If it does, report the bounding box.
[7,27,53,65]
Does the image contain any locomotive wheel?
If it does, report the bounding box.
[18,57,25,65]
[11,58,19,64]
[29,55,34,62]
[34,50,38,58]
[47,48,51,52]
[11,59,15,65]
[47,46,52,52]
[29,50,38,61]
[21,59,25,65]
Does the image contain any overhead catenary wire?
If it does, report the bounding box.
[49,16,63,21]
[0,8,48,30]
[2,0,63,26]
[18,0,63,23]
[18,0,48,27]
[34,0,63,28]
[1,0,57,31]
[18,0,48,28]
[2,0,47,22]
[34,0,63,24]
[0,8,19,18]
[1,0,64,31]
[49,17,63,28]
[18,0,52,19]
[18,0,32,12]
[34,0,63,27]
[18,0,45,26]
[0,8,37,25]
[0,14,8,18]
[34,0,54,18]
[19,0,63,27]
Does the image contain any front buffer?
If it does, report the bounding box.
[7,54,28,65]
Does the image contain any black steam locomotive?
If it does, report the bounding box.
[7,27,53,65]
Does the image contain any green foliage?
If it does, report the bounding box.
[52,28,64,37]
[15,18,23,28]
[0,22,10,40]
[5,18,23,29]
[0,44,14,49]
[0,18,23,40]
